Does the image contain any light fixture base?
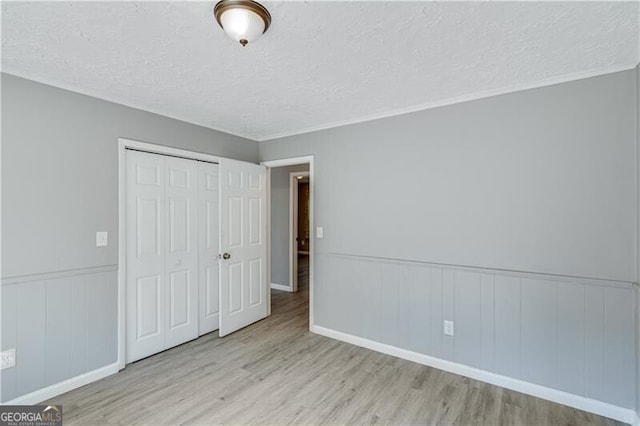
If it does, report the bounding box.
[214,0,272,42]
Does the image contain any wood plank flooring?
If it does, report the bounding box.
[48,256,621,425]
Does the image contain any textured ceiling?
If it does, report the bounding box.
[2,1,639,141]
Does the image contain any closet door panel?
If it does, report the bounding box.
[126,149,223,361]
[164,157,199,349]
[198,162,220,335]
[126,150,165,363]
[219,159,268,337]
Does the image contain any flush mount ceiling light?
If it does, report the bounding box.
[214,0,271,47]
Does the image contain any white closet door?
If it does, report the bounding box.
[198,162,220,335]
[164,156,199,349]
[126,150,165,363]
[219,159,268,337]
[126,150,200,363]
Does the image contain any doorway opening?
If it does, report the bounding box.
[262,156,314,329]
[290,171,310,292]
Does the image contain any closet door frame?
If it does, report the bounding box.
[117,138,225,370]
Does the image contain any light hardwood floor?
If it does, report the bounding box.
[48,256,621,425]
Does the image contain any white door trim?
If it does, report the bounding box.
[117,138,222,370]
[261,156,315,329]
[290,171,310,292]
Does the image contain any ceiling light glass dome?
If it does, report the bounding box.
[214,0,271,46]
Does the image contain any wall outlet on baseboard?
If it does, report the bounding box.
[1,348,16,370]
[443,320,454,336]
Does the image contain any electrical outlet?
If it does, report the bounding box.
[1,348,16,370]
[316,227,323,239]
[443,320,454,336]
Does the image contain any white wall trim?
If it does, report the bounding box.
[2,363,119,406]
[117,139,127,370]
[262,156,315,329]
[2,264,117,286]
[290,172,298,292]
[327,252,634,290]
[310,325,636,425]
[118,137,223,164]
[262,156,314,168]
[117,138,226,370]
[266,168,272,317]
[290,171,310,292]
[258,63,639,141]
[270,283,293,292]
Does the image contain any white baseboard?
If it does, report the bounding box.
[2,362,120,405]
[310,325,636,425]
[270,283,293,292]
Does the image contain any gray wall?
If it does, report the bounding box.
[270,164,309,288]
[637,281,640,416]
[259,69,638,409]
[2,73,258,279]
[261,70,636,283]
[636,64,640,416]
[0,73,258,402]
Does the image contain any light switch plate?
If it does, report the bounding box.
[96,231,108,247]
[316,227,323,239]
[1,348,16,370]
[443,320,454,336]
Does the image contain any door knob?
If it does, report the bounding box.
[222,252,231,260]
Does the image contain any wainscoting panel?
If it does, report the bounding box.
[479,274,495,371]
[556,282,586,396]
[316,253,636,409]
[45,277,73,387]
[493,275,521,379]
[453,271,482,369]
[520,278,557,388]
[1,267,118,402]
[17,280,46,398]
[405,266,430,355]
[428,268,443,359]
[585,285,606,402]
[1,284,18,402]
[603,287,635,408]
